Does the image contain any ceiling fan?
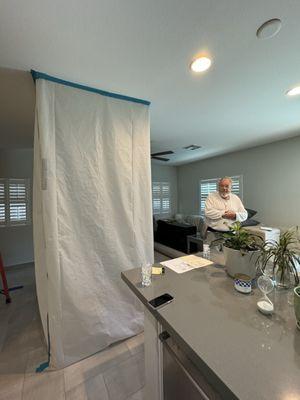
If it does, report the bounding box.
[151,151,174,161]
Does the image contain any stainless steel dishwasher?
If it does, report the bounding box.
[160,331,220,400]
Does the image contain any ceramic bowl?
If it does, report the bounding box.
[234,273,252,294]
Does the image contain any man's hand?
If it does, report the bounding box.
[222,211,236,220]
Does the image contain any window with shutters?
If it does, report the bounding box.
[152,182,171,215]
[0,180,5,226]
[199,175,243,215]
[0,178,31,227]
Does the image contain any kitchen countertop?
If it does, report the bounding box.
[121,254,300,400]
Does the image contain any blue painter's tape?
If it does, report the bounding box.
[36,361,49,373]
[30,70,150,106]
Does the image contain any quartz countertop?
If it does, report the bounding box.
[121,254,300,400]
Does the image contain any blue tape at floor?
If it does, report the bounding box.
[36,361,50,373]
[0,285,24,294]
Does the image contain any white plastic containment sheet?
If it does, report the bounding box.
[33,79,153,368]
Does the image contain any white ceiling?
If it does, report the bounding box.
[1,0,300,164]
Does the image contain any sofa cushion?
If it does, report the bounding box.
[156,219,197,253]
[241,219,260,227]
[175,213,184,223]
[245,208,257,218]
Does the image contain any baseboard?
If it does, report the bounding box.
[4,261,34,271]
[154,242,186,259]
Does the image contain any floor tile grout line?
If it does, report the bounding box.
[62,366,67,400]
[103,351,145,400]
[124,386,145,400]
[64,348,135,396]
[102,371,111,400]
[20,351,30,400]
[20,372,26,400]
[101,349,143,379]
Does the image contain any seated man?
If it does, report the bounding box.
[205,177,247,232]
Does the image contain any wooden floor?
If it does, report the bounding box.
[0,253,169,399]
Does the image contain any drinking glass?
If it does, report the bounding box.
[141,263,152,287]
[203,244,210,259]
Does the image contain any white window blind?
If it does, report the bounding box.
[0,180,5,226]
[0,178,30,227]
[200,175,243,214]
[152,182,171,215]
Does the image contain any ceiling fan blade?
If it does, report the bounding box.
[151,156,170,161]
[151,150,174,156]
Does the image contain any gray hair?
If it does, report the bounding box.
[218,177,232,185]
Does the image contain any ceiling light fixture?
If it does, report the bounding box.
[286,86,300,96]
[190,57,211,73]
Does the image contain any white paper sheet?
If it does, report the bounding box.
[161,255,213,274]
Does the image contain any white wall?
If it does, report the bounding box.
[177,135,300,228]
[151,162,178,217]
[0,68,35,148]
[0,149,34,266]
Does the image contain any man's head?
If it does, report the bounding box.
[218,177,232,199]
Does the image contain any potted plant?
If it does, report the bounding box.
[256,229,300,289]
[212,222,262,278]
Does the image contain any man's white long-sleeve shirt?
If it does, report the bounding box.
[205,192,248,231]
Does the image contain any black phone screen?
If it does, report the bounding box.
[148,293,173,308]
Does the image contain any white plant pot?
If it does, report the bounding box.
[223,246,260,279]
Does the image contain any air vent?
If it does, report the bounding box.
[183,145,202,151]
[256,19,282,40]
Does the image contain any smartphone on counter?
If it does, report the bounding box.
[148,293,174,309]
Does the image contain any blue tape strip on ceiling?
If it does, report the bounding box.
[30,70,151,106]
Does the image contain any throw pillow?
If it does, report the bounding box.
[241,219,260,227]
[245,208,257,218]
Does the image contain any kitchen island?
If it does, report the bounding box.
[121,256,300,400]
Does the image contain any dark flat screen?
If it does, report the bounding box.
[149,293,173,308]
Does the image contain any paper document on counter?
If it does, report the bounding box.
[160,255,213,274]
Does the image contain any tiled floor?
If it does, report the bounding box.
[0,252,168,400]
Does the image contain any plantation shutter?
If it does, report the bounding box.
[161,183,170,213]
[0,179,6,225]
[152,182,161,214]
[9,179,29,224]
[200,179,218,214]
[152,182,171,215]
[231,176,242,198]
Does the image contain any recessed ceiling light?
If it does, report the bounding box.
[256,18,282,39]
[286,86,300,96]
[190,57,211,73]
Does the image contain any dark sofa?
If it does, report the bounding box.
[155,219,197,253]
